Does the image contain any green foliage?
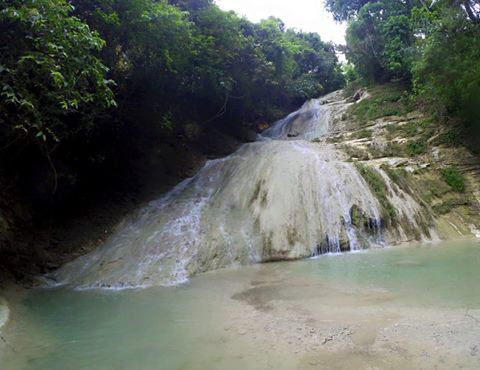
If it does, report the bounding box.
[432,198,470,215]
[325,0,375,21]
[326,0,480,134]
[348,83,412,124]
[382,142,404,157]
[0,0,115,144]
[405,139,427,156]
[419,178,451,205]
[0,0,345,151]
[380,164,412,195]
[380,14,414,79]
[356,163,396,226]
[345,1,414,82]
[0,0,345,209]
[341,63,359,83]
[412,1,480,128]
[432,130,462,147]
[341,144,369,160]
[400,122,420,137]
[75,0,344,132]
[353,128,373,139]
[441,167,466,193]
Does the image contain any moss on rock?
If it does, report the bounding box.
[355,164,397,227]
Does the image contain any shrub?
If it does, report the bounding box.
[405,140,427,156]
[356,164,396,226]
[441,167,466,193]
[353,129,373,139]
[432,198,470,215]
[348,83,413,125]
[433,131,462,147]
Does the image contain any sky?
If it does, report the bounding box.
[215,0,346,45]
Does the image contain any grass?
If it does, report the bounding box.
[347,83,413,126]
[343,80,364,99]
[383,142,404,157]
[400,122,420,137]
[380,165,412,195]
[432,198,470,215]
[441,167,466,193]
[432,130,462,147]
[405,140,427,156]
[341,145,369,160]
[352,129,373,140]
[385,118,437,142]
[325,135,343,144]
[367,142,404,159]
[418,178,451,205]
[356,164,396,226]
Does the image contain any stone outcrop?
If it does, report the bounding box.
[50,90,434,289]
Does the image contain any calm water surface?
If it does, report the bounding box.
[2,241,480,369]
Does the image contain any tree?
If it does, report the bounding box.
[412,0,480,126]
[338,1,417,82]
[0,0,345,212]
[325,0,374,21]
[0,0,115,147]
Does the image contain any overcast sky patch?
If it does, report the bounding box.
[215,0,346,45]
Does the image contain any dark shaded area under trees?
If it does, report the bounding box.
[0,0,344,277]
[0,0,346,213]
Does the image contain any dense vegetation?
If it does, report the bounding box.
[0,0,344,216]
[1,0,478,253]
[326,0,480,130]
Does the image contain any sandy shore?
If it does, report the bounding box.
[223,270,480,369]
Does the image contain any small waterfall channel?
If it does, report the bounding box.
[51,91,387,289]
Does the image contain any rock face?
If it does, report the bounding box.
[51,91,431,289]
[0,298,8,331]
[261,91,348,141]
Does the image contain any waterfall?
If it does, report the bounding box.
[51,90,388,289]
[261,97,332,140]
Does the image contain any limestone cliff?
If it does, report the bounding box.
[49,85,480,289]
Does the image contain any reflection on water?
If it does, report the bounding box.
[2,241,480,369]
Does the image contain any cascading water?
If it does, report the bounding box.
[261,99,330,140]
[51,91,387,289]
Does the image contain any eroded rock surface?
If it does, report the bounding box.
[51,89,468,289]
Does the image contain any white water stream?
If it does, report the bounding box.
[2,91,479,369]
[50,92,402,289]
